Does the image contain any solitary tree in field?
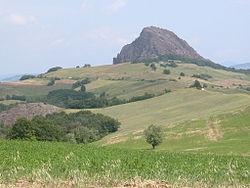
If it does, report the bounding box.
[144,125,163,149]
[150,63,157,71]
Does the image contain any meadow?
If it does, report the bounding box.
[0,140,249,187]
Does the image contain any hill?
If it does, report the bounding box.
[0,74,23,82]
[232,63,250,70]
[0,103,61,126]
[113,26,204,64]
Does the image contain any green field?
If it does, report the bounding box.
[0,140,249,187]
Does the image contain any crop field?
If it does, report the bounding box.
[0,140,249,187]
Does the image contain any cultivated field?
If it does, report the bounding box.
[0,140,249,187]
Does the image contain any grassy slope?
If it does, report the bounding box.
[45,63,250,98]
[1,63,250,99]
[89,89,250,134]
[65,88,250,155]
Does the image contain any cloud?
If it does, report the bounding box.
[80,0,92,12]
[50,38,65,46]
[85,27,129,45]
[4,14,38,26]
[106,0,127,13]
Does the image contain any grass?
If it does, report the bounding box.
[89,89,250,134]
[0,83,72,99]
[0,140,249,187]
[109,107,250,155]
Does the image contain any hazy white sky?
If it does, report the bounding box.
[0,0,250,74]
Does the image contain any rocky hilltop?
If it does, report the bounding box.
[113,26,204,64]
[0,103,61,126]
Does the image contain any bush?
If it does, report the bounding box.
[192,73,212,80]
[72,78,91,89]
[19,75,36,81]
[163,69,171,75]
[191,80,202,89]
[47,79,55,86]
[150,63,157,71]
[180,72,185,76]
[144,125,163,149]
[129,93,155,102]
[46,66,62,73]
[6,95,26,101]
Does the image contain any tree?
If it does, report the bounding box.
[46,66,62,73]
[163,69,171,75]
[144,125,163,149]
[150,63,157,71]
[19,74,36,81]
[180,72,185,76]
[191,80,202,90]
[80,85,86,92]
[7,118,35,140]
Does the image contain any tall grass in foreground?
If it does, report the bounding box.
[0,140,249,187]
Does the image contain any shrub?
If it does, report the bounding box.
[19,75,36,81]
[192,73,212,80]
[150,63,157,71]
[180,72,185,76]
[46,66,62,73]
[191,80,202,89]
[47,79,55,86]
[163,69,171,75]
[72,78,91,89]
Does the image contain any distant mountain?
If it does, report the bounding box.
[0,74,23,82]
[231,63,250,70]
[113,26,204,64]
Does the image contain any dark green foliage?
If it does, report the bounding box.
[180,72,185,76]
[73,127,98,144]
[46,66,63,73]
[0,103,16,112]
[144,125,163,149]
[164,89,171,93]
[160,62,178,68]
[129,93,155,102]
[150,63,156,71]
[46,89,94,108]
[72,78,91,89]
[192,73,212,80]
[19,75,36,81]
[46,89,156,109]
[7,111,120,144]
[7,118,35,140]
[6,95,26,101]
[47,79,55,86]
[80,85,86,92]
[191,80,203,89]
[163,69,171,75]
[83,64,91,68]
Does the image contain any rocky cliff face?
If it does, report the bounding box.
[113,26,204,64]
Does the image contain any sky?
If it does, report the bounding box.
[0,0,250,74]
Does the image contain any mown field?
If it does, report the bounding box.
[0,140,249,187]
